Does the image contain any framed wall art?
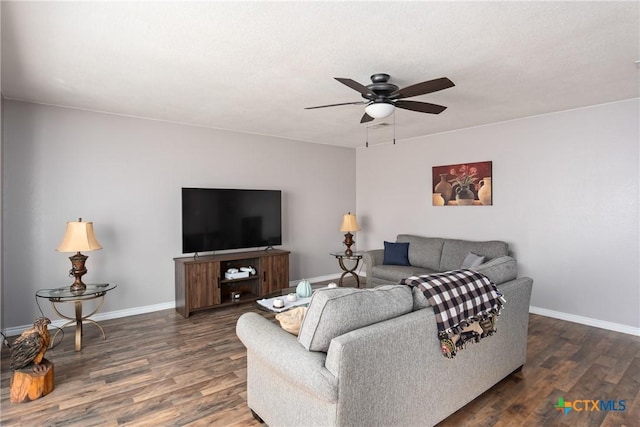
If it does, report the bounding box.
[432,161,492,206]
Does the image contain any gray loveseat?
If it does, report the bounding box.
[364,234,512,288]
[236,239,533,426]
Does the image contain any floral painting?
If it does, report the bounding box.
[432,161,492,206]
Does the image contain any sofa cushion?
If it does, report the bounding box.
[371,265,437,284]
[409,258,515,310]
[471,256,518,285]
[383,241,410,266]
[396,235,444,270]
[461,252,485,268]
[439,239,509,272]
[411,258,517,310]
[298,285,413,352]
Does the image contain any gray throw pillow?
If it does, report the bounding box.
[471,256,518,285]
[461,252,485,268]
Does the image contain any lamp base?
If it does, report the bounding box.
[343,232,355,257]
[68,252,88,292]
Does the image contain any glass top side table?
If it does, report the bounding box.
[330,251,363,288]
[36,283,117,351]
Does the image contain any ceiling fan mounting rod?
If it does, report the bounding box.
[370,73,390,83]
[363,73,399,100]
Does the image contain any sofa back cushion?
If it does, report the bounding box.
[439,239,509,272]
[396,235,444,271]
[298,285,413,352]
[411,257,518,311]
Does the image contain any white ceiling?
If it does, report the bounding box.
[2,1,639,148]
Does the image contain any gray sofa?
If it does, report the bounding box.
[364,234,512,288]
[236,239,533,426]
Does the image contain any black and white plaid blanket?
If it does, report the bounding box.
[401,269,504,358]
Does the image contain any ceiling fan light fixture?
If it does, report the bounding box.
[365,102,395,119]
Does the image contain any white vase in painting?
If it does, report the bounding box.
[432,193,445,206]
[478,177,492,205]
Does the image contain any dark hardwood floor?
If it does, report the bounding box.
[2,280,638,426]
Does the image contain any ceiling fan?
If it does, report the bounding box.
[305,73,455,123]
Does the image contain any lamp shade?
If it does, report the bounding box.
[56,218,102,252]
[365,102,395,119]
[339,212,360,232]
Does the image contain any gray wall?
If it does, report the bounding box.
[2,100,356,328]
[356,99,639,331]
[4,98,638,333]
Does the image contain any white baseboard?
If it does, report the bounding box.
[4,301,175,338]
[9,282,634,339]
[529,306,639,336]
[4,273,346,337]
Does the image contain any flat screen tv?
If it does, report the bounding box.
[182,188,282,253]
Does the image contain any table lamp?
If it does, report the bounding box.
[56,218,102,291]
[340,212,360,256]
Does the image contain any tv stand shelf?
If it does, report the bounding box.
[220,276,256,284]
[174,249,290,318]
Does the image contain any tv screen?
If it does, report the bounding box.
[182,188,282,253]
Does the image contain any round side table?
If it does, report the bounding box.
[330,251,363,287]
[36,283,117,351]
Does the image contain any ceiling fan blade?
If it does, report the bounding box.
[395,100,447,114]
[391,77,454,99]
[360,112,374,123]
[335,78,376,99]
[305,101,367,110]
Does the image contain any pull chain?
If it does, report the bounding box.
[393,111,396,145]
[365,125,369,148]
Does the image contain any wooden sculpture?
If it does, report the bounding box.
[9,317,54,403]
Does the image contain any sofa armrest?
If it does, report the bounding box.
[363,249,384,288]
[236,312,338,402]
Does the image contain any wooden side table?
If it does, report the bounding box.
[36,283,117,351]
[330,251,363,287]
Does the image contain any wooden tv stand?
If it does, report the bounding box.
[174,249,290,318]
